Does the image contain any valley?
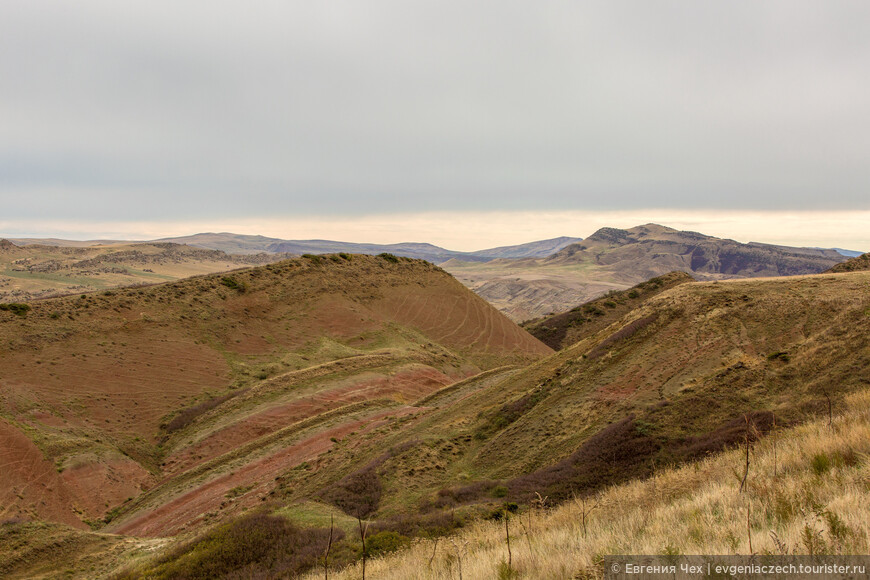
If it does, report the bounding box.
[2,249,869,578]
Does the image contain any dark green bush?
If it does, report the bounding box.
[812,453,831,476]
[220,276,247,293]
[0,303,31,316]
[490,485,508,498]
[767,351,791,363]
[377,253,400,263]
[123,513,341,579]
[365,531,410,558]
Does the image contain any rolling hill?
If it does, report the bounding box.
[827,252,870,273]
[0,254,549,535]
[3,258,869,578]
[0,239,293,302]
[521,271,695,349]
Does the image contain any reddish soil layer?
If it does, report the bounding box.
[0,419,150,526]
[163,365,452,475]
[114,406,420,537]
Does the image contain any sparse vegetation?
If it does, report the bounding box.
[220,275,247,293]
[310,387,870,579]
[0,302,31,316]
[4,250,870,580]
[522,271,693,349]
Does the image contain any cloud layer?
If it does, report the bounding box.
[2,2,869,227]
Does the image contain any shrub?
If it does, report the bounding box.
[220,276,247,293]
[225,485,254,499]
[319,464,383,518]
[318,443,418,518]
[377,253,400,263]
[369,511,464,538]
[677,411,775,459]
[302,254,323,265]
[132,513,342,579]
[508,416,660,502]
[0,303,31,316]
[365,531,411,558]
[767,351,791,363]
[163,390,246,434]
[433,480,501,509]
[812,453,831,476]
[491,485,508,498]
[475,387,548,438]
[338,252,352,261]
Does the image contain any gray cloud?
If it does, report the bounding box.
[2,1,869,222]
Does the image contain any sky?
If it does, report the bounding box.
[1,1,869,251]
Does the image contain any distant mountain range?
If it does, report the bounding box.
[12,230,861,263]
[10,232,582,262]
[442,224,856,321]
[545,224,846,280]
[150,233,584,262]
[6,227,862,321]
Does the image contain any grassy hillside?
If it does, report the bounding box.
[827,252,870,273]
[3,261,869,579]
[313,387,870,579]
[0,254,550,535]
[0,239,291,301]
[522,271,695,349]
[8,387,868,579]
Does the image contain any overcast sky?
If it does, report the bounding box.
[1,1,869,249]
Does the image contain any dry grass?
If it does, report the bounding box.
[310,388,870,579]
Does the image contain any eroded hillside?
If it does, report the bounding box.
[0,254,550,535]
[3,264,869,579]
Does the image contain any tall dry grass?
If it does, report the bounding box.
[308,389,870,579]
